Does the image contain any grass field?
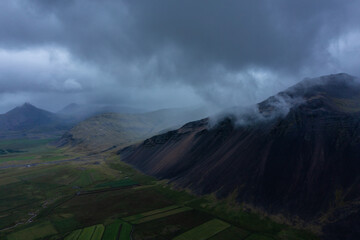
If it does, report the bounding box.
[173,219,230,240]
[91,224,105,240]
[131,207,192,224]
[132,210,213,240]
[0,138,73,164]
[95,179,138,188]
[102,220,122,240]
[64,224,105,240]
[6,221,57,240]
[0,139,319,240]
[123,205,180,222]
[208,226,250,240]
[119,222,132,240]
[77,225,96,240]
[64,229,82,240]
[0,177,20,186]
[73,170,93,187]
[55,186,175,226]
[0,138,54,150]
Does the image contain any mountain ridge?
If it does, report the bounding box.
[0,103,71,139]
[118,73,360,239]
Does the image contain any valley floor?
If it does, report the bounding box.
[0,138,318,240]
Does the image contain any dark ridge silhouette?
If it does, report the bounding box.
[0,103,70,138]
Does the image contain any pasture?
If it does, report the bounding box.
[0,138,319,240]
[172,219,231,240]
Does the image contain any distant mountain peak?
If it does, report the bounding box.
[64,103,79,108]
[20,102,37,109]
[59,103,80,112]
[0,102,61,132]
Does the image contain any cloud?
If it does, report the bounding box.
[0,0,360,113]
[63,79,82,91]
[0,47,96,93]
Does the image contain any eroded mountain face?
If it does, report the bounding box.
[119,74,360,238]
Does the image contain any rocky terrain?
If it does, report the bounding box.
[119,73,360,239]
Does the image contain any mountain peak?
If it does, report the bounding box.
[0,102,60,132]
[288,73,359,95]
[258,73,360,116]
[64,103,79,108]
[6,102,52,116]
[20,102,37,109]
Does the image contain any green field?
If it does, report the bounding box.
[208,226,250,240]
[0,138,319,240]
[78,225,96,240]
[132,210,213,240]
[0,138,54,150]
[6,221,57,240]
[119,222,132,240]
[64,229,82,240]
[131,207,192,224]
[91,224,105,240]
[102,220,122,240]
[73,170,94,187]
[0,138,72,164]
[0,177,20,186]
[123,205,180,222]
[64,224,105,240]
[95,179,138,188]
[173,219,231,240]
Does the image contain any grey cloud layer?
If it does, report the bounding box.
[0,0,359,112]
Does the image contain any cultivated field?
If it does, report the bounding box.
[173,219,230,240]
[0,138,319,240]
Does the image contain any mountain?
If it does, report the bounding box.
[118,73,360,239]
[0,103,70,138]
[59,107,211,152]
[58,103,146,121]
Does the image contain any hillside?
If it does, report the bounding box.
[58,103,145,121]
[59,107,211,151]
[119,73,360,239]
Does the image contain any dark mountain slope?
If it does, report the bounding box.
[0,103,57,131]
[119,73,360,238]
[0,103,72,139]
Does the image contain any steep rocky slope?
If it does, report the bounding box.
[119,73,360,239]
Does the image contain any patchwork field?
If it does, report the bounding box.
[173,219,230,240]
[124,206,192,224]
[6,221,57,240]
[0,138,319,240]
[0,138,72,165]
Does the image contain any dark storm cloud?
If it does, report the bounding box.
[29,0,358,73]
[0,0,359,112]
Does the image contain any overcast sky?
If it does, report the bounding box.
[0,0,359,113]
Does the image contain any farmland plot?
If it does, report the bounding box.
[173,219,230,240]
[102,220,122,240]
[91,224,105,240]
